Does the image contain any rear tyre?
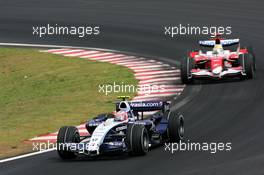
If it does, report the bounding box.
[181,57,194,84]
[167,112,184,142]
[126,124,149,156]
[239,54,254,79]
[246,46,256,71]
[57,126,80,159]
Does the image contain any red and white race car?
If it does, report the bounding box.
[180,37,256,84]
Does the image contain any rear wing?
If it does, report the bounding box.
[199,39,240,47]
[129,101,170,112]
[116,101,170,112]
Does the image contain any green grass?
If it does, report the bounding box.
[0,48,137,158]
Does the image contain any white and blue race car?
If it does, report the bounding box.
[57,97,184,159]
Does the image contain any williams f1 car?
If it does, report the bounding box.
[181,37,256,84]
[56,97,184,159]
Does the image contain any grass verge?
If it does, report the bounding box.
[0,47,137,158]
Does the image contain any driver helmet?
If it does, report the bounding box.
[115,111,128,121]
[213,38,223,54]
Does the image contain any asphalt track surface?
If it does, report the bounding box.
[0,0,264,174]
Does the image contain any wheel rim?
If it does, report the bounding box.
[178,118,184,139]
[251,65,255,78]
[74,132,80,143]
[143,132,149,152]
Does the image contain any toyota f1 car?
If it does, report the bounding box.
[56,96,184,159]
[181,37,256,84]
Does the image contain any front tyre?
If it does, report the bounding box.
[181,57,193,84]
[126,124,149,156]
[57,126,80,159]
[239,54,254,79]
[167,112,184,142]
[246,46,256,71]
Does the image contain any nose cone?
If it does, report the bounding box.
[212,66,222,74]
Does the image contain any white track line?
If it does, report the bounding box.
[88,54,126,60]
[129,65,166,69]
[30,136,58,141]
[126,64,165,69]
[116,61,150,66]
[109,58,143,64]
[133,68,170,73]
[48,49,84,54]
[98,56,138,62]
[135,70,180,76]
[88,56,133,63]
[139,77,180,84]
[64,50,99,57]
[138,81,180,86]
[124,63,161,68]
[0,148,56,163]
[136,73,179,80]
[161,84,186,88]
[80,52,114,58]
[0,42,124,53]
[41,48,69,53]
[54,50,86,55]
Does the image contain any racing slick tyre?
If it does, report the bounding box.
[181,57,194,84]
[57,126,80,159]
[126,124,149,156]
[246,46,256,71]
[167,112,184,142]
[239,54,254,79]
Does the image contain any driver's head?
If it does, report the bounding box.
[215,38,221,44]
[115,111,128,121]
[213,39,223,53]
